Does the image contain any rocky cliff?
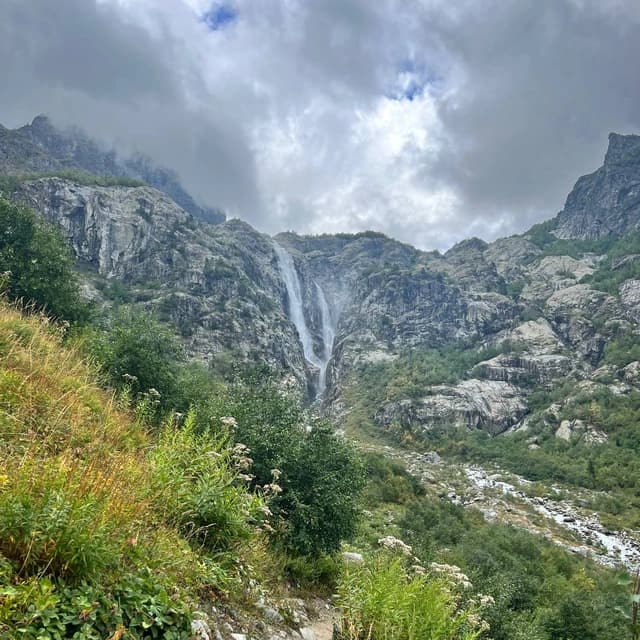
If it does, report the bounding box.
[554,132,640,240]
[4,127,640,439]
[1,116,224,224]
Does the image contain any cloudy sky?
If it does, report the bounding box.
[1,0,640,250]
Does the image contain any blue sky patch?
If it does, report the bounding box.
[203,4,238,31]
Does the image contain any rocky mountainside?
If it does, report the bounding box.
[555,132,640,240]
[0,116,224,224]
[4,127,640,441]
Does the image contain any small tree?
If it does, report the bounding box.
[90,307,184,412]
[0,197,88,322]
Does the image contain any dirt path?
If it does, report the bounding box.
[309,607,335,640]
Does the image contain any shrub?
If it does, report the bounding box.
[0,197,89,322]
[336,552,483,640]
[88,307,184,413]
[148,411,266,553]
[210,377,365,557]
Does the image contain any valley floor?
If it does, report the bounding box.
[357,440,640,572]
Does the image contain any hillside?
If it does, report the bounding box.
[3,121,640,638]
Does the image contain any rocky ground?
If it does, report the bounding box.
[370,444,640,571]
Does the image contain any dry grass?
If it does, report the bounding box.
[0,301,153,580]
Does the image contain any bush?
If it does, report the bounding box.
[336,553,483,640]
[0,197,89,322]
[210,377,365,557]
[88,307,184,413]
[148,411,265,553]
[0,569,192,640]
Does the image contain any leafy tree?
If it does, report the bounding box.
[0,196,88,322]
[213,376,364,556]
[89,306,184,411]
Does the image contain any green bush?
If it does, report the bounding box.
[88,307,184,413]
[336,553,482,640]
[0,568,192,640]
[209,377,365,557]
[148,411,265,553]
[0,197,89,322]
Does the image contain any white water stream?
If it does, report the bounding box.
[274,243,335,397]
[463,466,640,569]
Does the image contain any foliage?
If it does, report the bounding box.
[585,232,640,293]
[208,377,365,557]
[336,552,482,640]
[148,410,266,553]
[18,169,146,188]
[0,301,268,637]
[87,306,184,413]
[525,218,614,258]
[361,452,425,506]
[0,196,89,322]
[397,496,627,640]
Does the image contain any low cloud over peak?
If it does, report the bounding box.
[1,0,639,250]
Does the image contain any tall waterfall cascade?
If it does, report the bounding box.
[315,283,336,394]
[274,243,336,397]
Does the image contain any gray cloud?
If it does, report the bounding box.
[0,0,639,250]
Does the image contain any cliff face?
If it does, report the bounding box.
[554,133,640,240]
[15,177,306,388]
[1,116,225,224]
[5,129,640,436]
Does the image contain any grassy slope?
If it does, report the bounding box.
[0,301,254,638]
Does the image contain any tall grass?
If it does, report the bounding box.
[336,554,483,640]
[0,300,263,636]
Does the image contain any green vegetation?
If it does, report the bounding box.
[3,169,145,190]
[353,455,628,640]
[584,232,640,293]
[525,218,614,258]
[208,376,365,558]
[0,197,89,322]
[336,552,483,640]
[88,307,185,414]
[0,304,202,637]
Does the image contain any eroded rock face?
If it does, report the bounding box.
[16,177,308,386]
[554,133,640,240]
[375,380,527,436]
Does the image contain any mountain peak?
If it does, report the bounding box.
[553,132,640,240]
[604,132,640,168]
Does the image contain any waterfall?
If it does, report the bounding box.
[274,243,336,397]
[316,282,336,395]
[274,243,323,372]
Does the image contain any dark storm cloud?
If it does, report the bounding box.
[1,0,639,249]
[0,0,262,219]
[421,0,640,230]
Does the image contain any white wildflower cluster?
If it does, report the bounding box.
[467,613,491,633]
[377,536,413,556]
[262,468,283,496]
[428,562,473,589]
[220,415,237,428]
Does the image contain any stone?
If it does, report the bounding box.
[376,379,527,435]
[342,551,365,565]
[299,629,316,640]
[191,620,211,640]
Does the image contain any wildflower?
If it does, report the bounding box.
[479,594,495,607]
[428,562,473,589]
[221,416,238,428]
[378,536,413,556]
[270,468,282,480]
